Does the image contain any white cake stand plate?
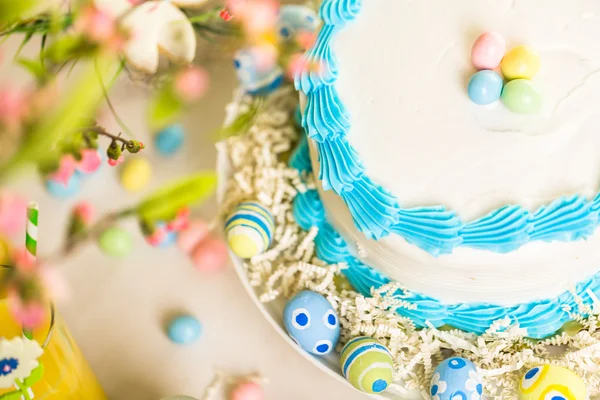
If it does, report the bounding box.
[217,142,417,400]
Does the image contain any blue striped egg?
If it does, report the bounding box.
[431,357,482,400]
[225,201,275,259]
[283,291,340,356]
[340,337,394,394]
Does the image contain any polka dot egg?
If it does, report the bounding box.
[340,337,394,394]
[518,365,587,400]
[431,357,482,400]
[283,291,340,356]
[225,202,275,259]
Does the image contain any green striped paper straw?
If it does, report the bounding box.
[25,202,38,264]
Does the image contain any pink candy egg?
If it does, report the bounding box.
[191,237,228,273]
[230,381,263,400]
[471,32,506,70]
[177,220,210,254]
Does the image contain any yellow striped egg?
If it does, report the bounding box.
[340,337,394,394]
[518,365,587,400]
[225,202,275,259]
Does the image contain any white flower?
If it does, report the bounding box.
[465,370,483,400]
[430,372,447,400]
[0,337,43,389]
[95,0,207,73]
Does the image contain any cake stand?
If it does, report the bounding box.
[217,142,417,400]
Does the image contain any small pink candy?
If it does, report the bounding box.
[230,381,264,400]
[191,237,228,273]
[177,220,209,254]
[471,32,506,70]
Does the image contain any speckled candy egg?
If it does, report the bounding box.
[283,291,340,356]
[518,365,587,400]
[225,202,275,259]
[340,337,394,394]
[233,48,283,96]
[277,5,319,41]
[431,357,482,400]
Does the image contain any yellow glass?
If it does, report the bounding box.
[0,283,106,399]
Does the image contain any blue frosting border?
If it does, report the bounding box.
[294,0,600,256]
[290,136,600,339]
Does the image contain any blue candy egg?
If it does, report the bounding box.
[283,291,340,355]
[154,124,185,156]
[45,173,81,198]
[167,315,202,345]
[467,70,503,105]
[277,5,320,41]
[430,357,483,400]
[233,48,283,96]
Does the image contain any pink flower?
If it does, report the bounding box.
[174,67,209,102]
[249,44,278,73]
[73,201,95,224]
[167,207,190,232]
[227,0,278,36]
[220,9,233,21]
[146,227,168,247]
[77,148,102,174]
[76,5,117,42]
[50,154,77,187]
[108,155,124,167]
[0,87,28,131]
[0,193,26,236]
[7,291,45,329]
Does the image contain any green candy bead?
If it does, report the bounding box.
[99,227,133,257]
[501,79,543,114]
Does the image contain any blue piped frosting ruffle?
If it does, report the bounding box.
[295,0,600,256]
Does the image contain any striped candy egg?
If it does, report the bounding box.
[340,337,394,394]
[518,365,587,400]
[225,202,275,259]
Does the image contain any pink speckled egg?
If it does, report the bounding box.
[191,237,228,273]
[230,381,263,400]
[471,32,506,70]
[177,220,209,254]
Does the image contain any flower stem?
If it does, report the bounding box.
[13,379,32,400]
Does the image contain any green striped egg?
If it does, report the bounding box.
[225,201,275,259]
[340,337,394,394]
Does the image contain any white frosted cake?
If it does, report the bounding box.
[293,0,600,339]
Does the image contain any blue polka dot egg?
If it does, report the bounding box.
[225,201,275,259]
[430,357,483,400]
[283,291,340,355]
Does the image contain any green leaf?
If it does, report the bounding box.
[0,390,26,400]
[147,85,183,130]
[43,35,93,63]
[0,0,38,30]
[17,58,47,82]
[137,173,217,222]
[23,363,44,387]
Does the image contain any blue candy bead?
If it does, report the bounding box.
[155,124,185,156]
[467,70,503,105]
[167,315,202,345]
[283,291,340,355]
[45,173,81,198]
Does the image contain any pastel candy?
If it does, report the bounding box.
[471,32,506,70]
[225,202,275,259]
[99,227,133,257]
[518,365,587,400]
[230,381,264,400]
[501,45,541,80]
[45,173,81,198]
[501,79,543,114]
[277,5,320,41]
[430,357,482,400]
[167,315,202,345]
[468,70,503,106]
[155,124,185,156]
[283,291,340,356]
[233,48,283,96]
[120,157,152,192]
[191,237,228,273]
[340,337,394,394]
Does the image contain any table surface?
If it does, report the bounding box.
[0,37,368,400]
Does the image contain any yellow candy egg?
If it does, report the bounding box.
[519,365,587,400]
[120,157,152,192]
[501,45,541,80]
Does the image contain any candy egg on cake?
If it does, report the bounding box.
[283,291,340,355]
[225,201,275,259]
[276,5,320,42]
[430,357,482,400]
[340,337,394,394]
[233,48,284,96]
[518,365,587,400]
